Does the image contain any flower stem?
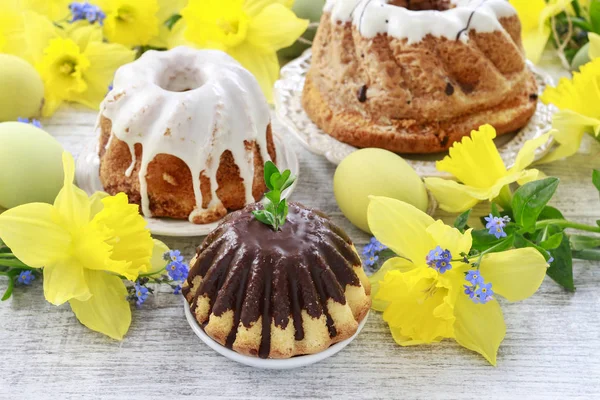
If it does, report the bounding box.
[535,219,600,233]
[0,260,34,269]
[138,263,168,278]
[495,185,513,211]
[572,249,600,261]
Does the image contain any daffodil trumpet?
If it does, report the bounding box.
[424,124,550,214]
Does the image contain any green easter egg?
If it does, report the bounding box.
[334,148,429,233]
[571,42,591,71]
[279,0,325,59]
[0,122,64,209]
[0,54,44,122]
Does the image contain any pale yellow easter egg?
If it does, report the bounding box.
[0,122,64,209]
[0,54,44,122]
[334,148,429,233]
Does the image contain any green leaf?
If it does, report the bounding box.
[538,205,565,221]
[512,178,560,231]
[164,14,182,30]
[570,235,600,250]
[547,235,575,292]
[1,274,15,301]
[280,175,296,192]
[539,231,564,250]
[265,189,281,205]
[590,0,600,33]
[252,210,276,228]
[471,229,514,253]
[263,161,279,191]
[453,209,471,232]
[270,169,290,190]
[593,169,600,192]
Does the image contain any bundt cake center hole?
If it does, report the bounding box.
[157,68,206,92]
[388,0,453,11]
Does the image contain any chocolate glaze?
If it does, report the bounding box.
[185,202,362,359]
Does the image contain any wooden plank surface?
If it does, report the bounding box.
[1,65,600,400]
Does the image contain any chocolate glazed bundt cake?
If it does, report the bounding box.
[303,0,538,153]
[183,202,371,358]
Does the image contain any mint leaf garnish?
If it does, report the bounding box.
[252,161,296,231]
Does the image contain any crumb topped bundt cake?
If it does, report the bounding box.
[303,0,538,153]
[183,202,371,358]
[98,47,276,224]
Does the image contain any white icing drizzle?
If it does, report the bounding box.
[100,47,272,222]
[323,0,517,44]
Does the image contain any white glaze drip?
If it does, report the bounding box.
[100,47,272,221]
[324,0,517,44]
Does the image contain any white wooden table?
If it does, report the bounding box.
[1,62,600,400]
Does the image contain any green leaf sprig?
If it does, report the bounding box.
[252,161,296,231]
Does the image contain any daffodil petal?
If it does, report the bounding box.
[63,23,103,52]
[367,196,435,263]
[539,111,600,163]
[509,132,552,174]
[0,203,70,268]
[521,27,550,65]
[229,46,279,103]
[89,191,109,218]
[149,239,170,274]
[69,269,131,340]
[369,257,414,311]
[424,178,488,213]
[247,3,309,52]
[44,259,91,305]
[479,248,547,302]
[589,32,600,60]
[515,168,541,186]
[54,152,91,229]
[19,11,60,65]
[453,295,506,366]
[425,220,473,259]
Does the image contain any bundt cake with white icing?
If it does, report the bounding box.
[303,0,538,153]
[183,202,371,358]
[98,47,276,224]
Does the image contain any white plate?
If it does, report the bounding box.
[274,49,557,176]
[183,299,369,370]
[75,131,299,237]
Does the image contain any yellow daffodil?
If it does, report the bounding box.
[172,0,309,102]
[589,32,600,59]
[14,11,134,116]
[424,125,549,213]
[368,196,548,365]
[0,152,166,340]
[0,0,26,55]
[20,0,72,21]
[509,0,573,64]
[96,0,160,47]
[149,0,189,48]
[540,58,600,163]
